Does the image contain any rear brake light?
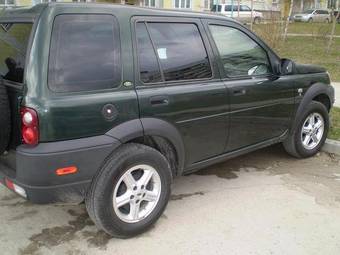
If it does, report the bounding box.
[20,107,39,145]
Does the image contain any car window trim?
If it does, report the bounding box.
[131,16,215,87]
[205,20,276,81]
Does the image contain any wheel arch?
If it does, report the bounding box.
[105,118,185,177]
[291,82,334,133]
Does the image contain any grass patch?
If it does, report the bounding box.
[276,37,340,81]
[329,107,340,141]
[286,22,340,36]
[253,24,340,81]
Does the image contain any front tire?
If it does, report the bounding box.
[308,18,313,23]
[86,143,172,238]
[283,101,329,158]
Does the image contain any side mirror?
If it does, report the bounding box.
[280,59,294,75]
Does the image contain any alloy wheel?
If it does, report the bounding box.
[113,164,161,223]
[300,112,324,150]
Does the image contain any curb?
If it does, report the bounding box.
[322,139,340,155]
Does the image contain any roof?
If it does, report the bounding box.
[0,3,234,22]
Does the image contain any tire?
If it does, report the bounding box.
[283,101,329,158]
[253,17,261,24]
[325,18,329,23]
[0,84,11,155]
[308,18,313,23]
[86,143,172,238]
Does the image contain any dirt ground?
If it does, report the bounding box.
[1,144,340,255]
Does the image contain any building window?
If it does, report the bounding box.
[0,0,15,7]
[174,0,191,8]
[203,0,211,10]
[144,0,157,7]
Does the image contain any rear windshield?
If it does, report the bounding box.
[0,23,32,83]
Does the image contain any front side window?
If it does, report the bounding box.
[174,0,191,8]
[209,25,271,78]
[136,22,212,83]
[49,15,121,93]
[0,23,32,83]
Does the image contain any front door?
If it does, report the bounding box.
[133,18,229,166]
[204,20,295,152]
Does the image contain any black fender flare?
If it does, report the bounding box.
[291,82,334,133]
[141,118,185,175]
[105,118,185,174]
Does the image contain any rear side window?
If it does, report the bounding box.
[0,23,33,83]
[49,15,121,93]
[136,22,212,84]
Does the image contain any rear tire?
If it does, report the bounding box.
[283,101,329,158]
[86,143,172,238]
[0,84,11,154]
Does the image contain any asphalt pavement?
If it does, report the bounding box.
[1,145,340,255]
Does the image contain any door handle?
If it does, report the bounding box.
[150,96,169,106]
[232,88,246,96]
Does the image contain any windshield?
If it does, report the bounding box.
[303,10,314,14]
[0,23,33,83]
[211,5,222,12]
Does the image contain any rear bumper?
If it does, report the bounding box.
[0,135,120,204]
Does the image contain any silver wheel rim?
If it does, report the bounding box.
[301,112,324,150]
[113,164,161,223]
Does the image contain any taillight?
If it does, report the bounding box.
[20,107,39,145]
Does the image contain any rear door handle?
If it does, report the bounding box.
[232,88,246,96]
[150,96,169,106]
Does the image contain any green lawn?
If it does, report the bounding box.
[286,22,340,36]
[253,23,340,81]
[329,107,340,141]
[276,37,340,81]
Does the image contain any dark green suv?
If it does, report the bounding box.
[0,3,335,237]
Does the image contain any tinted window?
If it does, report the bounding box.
[209,25,271,77]
[0,23,32,83]
[136,22,162,83]
[225,5,238,11]
[240,5,251,11]
[211,4,222,12]
[146,23,212,81]
[49,15,121,92]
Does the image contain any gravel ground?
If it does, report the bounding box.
[1,144,340,255]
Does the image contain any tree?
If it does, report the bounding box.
[283,0,294,41]
[326,3,340,53]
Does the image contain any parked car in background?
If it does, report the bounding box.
[293,9,331,23]
[211,4,263,24]
[333,10,340,23]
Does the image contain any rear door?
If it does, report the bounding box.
[132,17,229,166]
[204,19,295,152]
